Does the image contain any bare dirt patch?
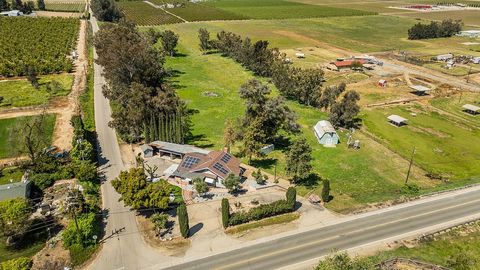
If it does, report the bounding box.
[136,215,190,257]
[36,10,81,18]
[31,240,71,270]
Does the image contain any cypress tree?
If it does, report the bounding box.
[322,179,331,203]
[286,187,296,210]
[221,198,230,228]
[144,122,150,143]
[177,204,189,238]
[153,115,159,141]
[149,115,155,141]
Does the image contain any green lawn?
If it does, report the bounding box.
[430,93,480,126]
[0,166,23,185]
[374,222,480,269]
[0,74,73,108]
[0,115,56,159]
[362,105,480,180]
[205,0,376,20]
[159,26,439,213]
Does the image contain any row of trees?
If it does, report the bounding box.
[94,22,189,142]
[0,0,34,13]
[408,19,462,40]
[91,0,122,22]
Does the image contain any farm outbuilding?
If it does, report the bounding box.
[457,30,480,38]
[410,85,431,95]
[388,115,408,127]
[0,10,23,17]
[314,120,339,146]
[140,144,154,158]
[473,57,480,64]
[295,52,305,58]
[435,53,453,61]
[378,79,387,87]
[462,104,480,115]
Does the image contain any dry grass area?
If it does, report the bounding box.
[136,215,190,257]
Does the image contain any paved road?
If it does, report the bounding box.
[161,188,480,270]
[87,15,163,270]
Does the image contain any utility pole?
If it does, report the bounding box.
[66,189,81,238]
[405,146,416,185]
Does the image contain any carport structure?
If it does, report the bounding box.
[388,115,408,127]
[462,104,480,115]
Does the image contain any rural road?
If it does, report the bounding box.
[86,14,165,270]
[159,187,480,270]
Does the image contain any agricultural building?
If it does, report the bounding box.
[462,104,480,115]
[295,52,305,58]
[410,85,431,95]
[435,53,453,61]
[0,10,23,17]
[457,30,480,38]
[314,120,339,146]
[331,59,365,70]
[388,115,408,127]
[378,79,387,87]
[473,57,480,64]
[147,141,210,159]
[172,151,245,188]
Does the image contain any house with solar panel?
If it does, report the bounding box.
[172,151,245,188]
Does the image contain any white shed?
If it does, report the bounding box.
[462,104,480,115]
[295,52,305,58]
[388,115,408,127]
[314,120,339,146]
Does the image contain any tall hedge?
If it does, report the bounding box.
[177,204,189,238]
[228,200,293,227]
[286,187,296,210]
[221,198,230,229]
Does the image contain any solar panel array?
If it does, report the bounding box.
[213,162,229,175]
[220,153,232,163]
[181,156,200,169]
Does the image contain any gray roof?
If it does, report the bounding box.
[463,104,480,112]
[0,181,30,201]
[388,114,407,124]
[150,141,210,155]
[410,85,430,92]
[140,144,153,152]
[314,120,337,138]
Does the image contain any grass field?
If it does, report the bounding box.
[0,167,23,185]
[0,115,56,159]
[118,2,182,25]
[362,104,480,181]
[0,74,73,108]
[205,0,376,19]
[430,93,480,126]
[159,25,440,213]
[374,222,480,269]
[397,10,480,26]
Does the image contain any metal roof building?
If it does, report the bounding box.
[388,115,408,127]
[0,181,31,201]
[462,104,480,115]
[314,120,339,146]
[149,141,210,159]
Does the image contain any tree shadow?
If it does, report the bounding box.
[189,223,203,237]
[297,173,322,187]
[186,134,214,149]
[250,158,277,170]
[173,52,188,58]
[294,201,303,211]
[272,135,293,152]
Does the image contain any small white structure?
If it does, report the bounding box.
[457,30,480,38]
[295,52,305,58]
[314,120,339,146]
[462,104,480,115]
[435,53,453,61]
[410,85,431,95]
[139,144,154,158]
[0,10,23,17]
[472,57,480,64]
[388,115,408,127]
[378,79,387,87]
[260,144,274,155]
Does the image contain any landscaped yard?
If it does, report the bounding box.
[0,74,73,108]
[0,115,56,159]
[0,166,23,185]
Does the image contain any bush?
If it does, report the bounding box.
[68,243,98,267]
[401,183,420,195]
[221,198,230,229]
[74,160,97,182]
[228,200,293,227]
[322,179,331,202]
[29,173,55,190]
[62,213,99,248]
[0,257,32,270]
[177,204,189,238]
[286,187,296,210]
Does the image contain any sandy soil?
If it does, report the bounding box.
[31,240,71,270]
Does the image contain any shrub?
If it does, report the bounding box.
[177,204,189,238]
[286,187,296,210]
[322,179,331,202]
[401,183,420,195]
[74,160,97,182]
[221,198,230,228]
[0,257,32,270]
[29,173,55,190]
[62,213,99,248]
[228,200,293,227]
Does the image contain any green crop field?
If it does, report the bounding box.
[156,25,448,213]
[0,115,56,159]
[362,104,480,181]
[146,0,245,21]
[205,0,376,19]
[0,74,73,108]
[0,17,79,77]
[44,2,86,12]
[118,2,182,25]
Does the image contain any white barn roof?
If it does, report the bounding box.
[388,115,407,124]
[463,104,480,112]
[410,85,430,92]
[314,120,336,137]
